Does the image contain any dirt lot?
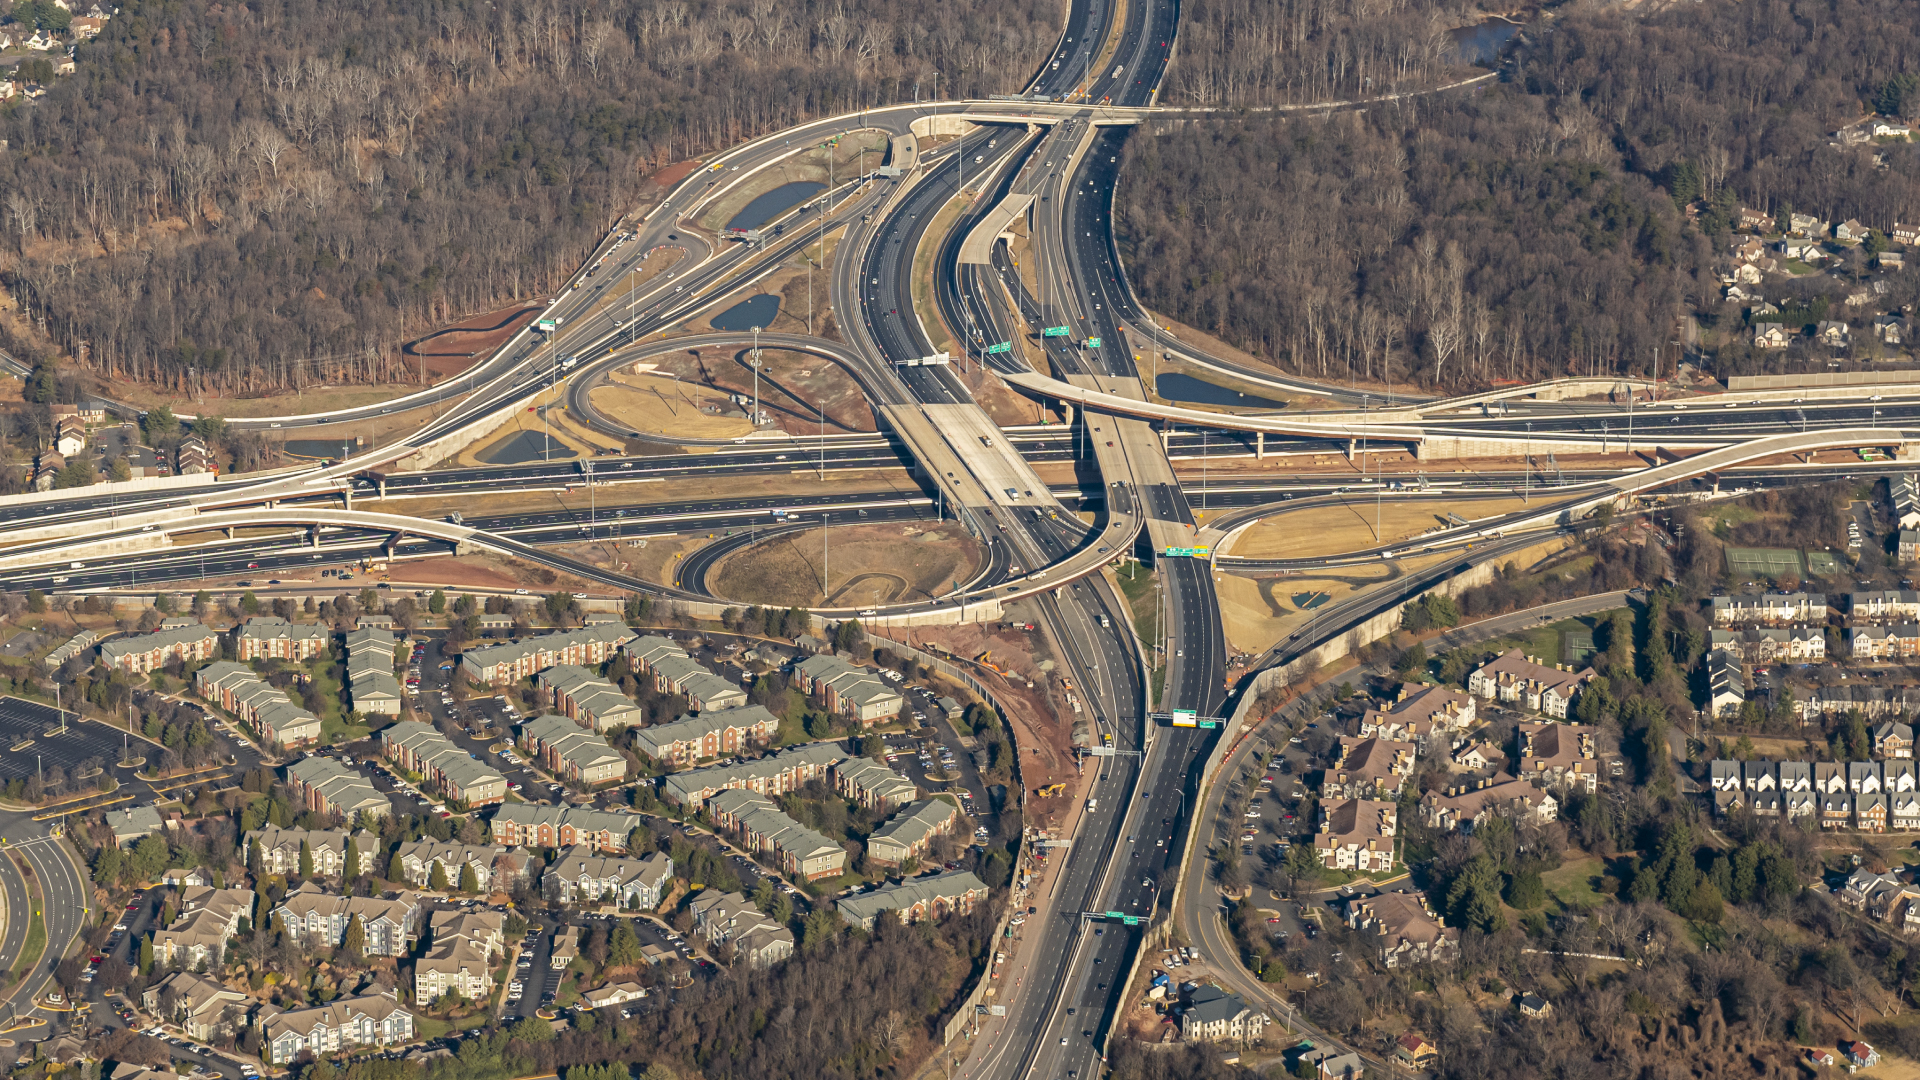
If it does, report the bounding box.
[708,520,983,606]
[881,620,1081,832]
[634,338,876,437]
[403,303,543,382]
[1222,495,1540,559]
[1215,561,1403,657]
[589,371,755,441]
[386,555,533,590]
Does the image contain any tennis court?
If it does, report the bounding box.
[1563,631,1596,665]
[1726,547,1803,579]
[1806,551,1841,577]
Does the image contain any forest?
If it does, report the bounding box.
[0,0,1059,394]
[1120,0,1920,392]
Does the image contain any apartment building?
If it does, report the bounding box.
[1181,986,1269,1043]
[284,756,391,821]
[794,653,905,724]
[460,623,635,685]
[378,721,508,806]
[487,803,640,852]
[396,839,525,893]
[836,869,990,930]
[262,992,414,1066]
[1358,684,1476,749]
[1419,779,1557,834]
[706,788,848,880]
[1345,890,1459,967]
[1708,649,1747,718]
[153,886,253,967]
[834,756,919,811]
[1313,799,1397,874]
[1467,650,1593,718]
[542,848,674,908]
[100,624,219,674]
[520,714,629,786]
[1323,736,1417,799]
[865,798,960,867]
[660,741,846,809]
[271,884,421,956]
[1837,868,1920,937]
[141,972,251,1042]
[235,616,329,662]
[1517,722,1600,792]
[345,627,403,718]
[192,661,324,748]
[631,704,781,766]
[688,889,796,968]
[1801,685,1920,721]
[647,654,749,712]
[243,825,380,879]
[538,664,647,731]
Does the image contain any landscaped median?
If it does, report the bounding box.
[4,852,45,993]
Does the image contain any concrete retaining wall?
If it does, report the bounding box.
[1728,370,1920,390]
[394,385,544,471]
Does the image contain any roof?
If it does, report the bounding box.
[462,623,634,672]
[836,869,989,926]
[1184,984,1253,1025]
[544,848,673,891]
[632,704,779,759]
[489,803,639,839]
[835,756,919,803]
[661,741,847,805]
[868,799,958,855]
[238,616,329,645]
[538,664,646,726]
[100,624,217,662]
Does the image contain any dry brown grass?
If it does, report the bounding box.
[708,521,983,606]
[1222,496,1540,559]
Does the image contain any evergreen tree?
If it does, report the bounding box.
[343,837,359,884]
[138,934,153,975]
[429,861,450,892]
[458,862,479,893]
[297,840,312,880]
[342,914,366,961]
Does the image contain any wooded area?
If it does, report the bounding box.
[0,0,1057,393]
[1122,0,1920,392]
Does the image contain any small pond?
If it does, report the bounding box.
[476,428,579,465]
[284,439,362,460]
[1155,373,1289,409]
[727,181,827,232]
[711,294,782,332]
[1451,19,1520,63]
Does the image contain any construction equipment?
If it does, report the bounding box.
[1036,782,1068,798]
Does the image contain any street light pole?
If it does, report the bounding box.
[750,326,763,429]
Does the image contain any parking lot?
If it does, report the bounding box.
[0,695,139,784]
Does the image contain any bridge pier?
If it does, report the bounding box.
[1255,432,1264,461]
[343,487,353,511]
[310,526,321,548]
[225,526,235,539]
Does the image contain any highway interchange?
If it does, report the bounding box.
[0,0,1916,1070]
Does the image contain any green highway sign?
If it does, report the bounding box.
[1043,326,1072,338]
[1085,337,1102,348]
[1162,546,1214,558]
[1122,916,1141,926]
[536,319,557,332]
[986,342,1013,354]
[1199,720,1219,729]
[1104,911,1124,919]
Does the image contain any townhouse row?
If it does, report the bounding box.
[1711,757,1920,829]
[461,623,634,685]
[520,713,630,786]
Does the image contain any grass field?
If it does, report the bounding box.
[709,521,982,607]
[1479,613,1619,668]
[1539,857,1607,913]
[1223,496,1538,559]
[591,373,755,441]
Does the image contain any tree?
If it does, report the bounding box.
[1505,869,1546,910]
[457,861,479,893]
[342,913,366,961]
[343,836,359,884]
[131,834,169,881]
[835,619,864,653]
[191,415,228,447]
[141,406,178,442]
[297,839,313,880]
[429,589,447,615]
[138,934,154,976]
[248,837,263,878]
[429,861,449,892]
[25,590,44,614]
[108,456,132,483]
[1392,642,1428,678]
[55,458,95,489]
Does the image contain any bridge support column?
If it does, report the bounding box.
[1346,439,1356,461]
[1255,432,1264,461]
[310,526,321,549]
[343,487,353,511]
[455,541,477,557]
[225,526,235,539]
[378,479,387,498]
[384,535,401,560]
